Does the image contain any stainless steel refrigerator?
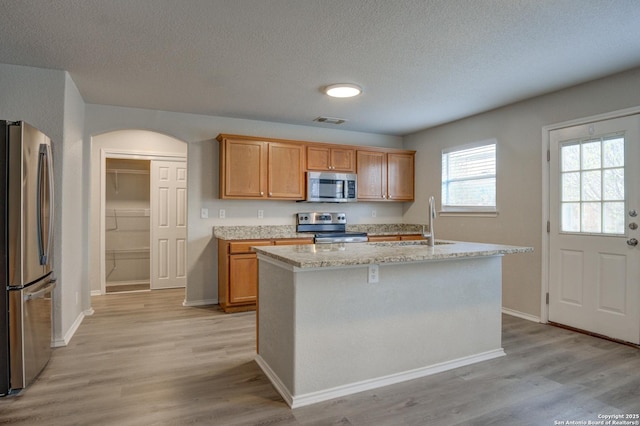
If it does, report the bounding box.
[1,121,56,396]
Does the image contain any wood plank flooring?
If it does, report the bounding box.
[0,289,638,425]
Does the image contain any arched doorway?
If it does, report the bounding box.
[89,130,188,299]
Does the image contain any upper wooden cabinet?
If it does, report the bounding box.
[357,150,415,201]
[218,136,305,200]
[217,134,414,202]
[307,145,355,172]
[387,152,415,201]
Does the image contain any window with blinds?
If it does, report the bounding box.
[441,141,497,212]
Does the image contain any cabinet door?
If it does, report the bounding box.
[387,152,415,201]
[221,139,266,198]
[229,253,258,304]
[330,148,355,172]
[306,146,331,171]
[357,151,387,200]
[307,146,355,172]
[268,142,305,199]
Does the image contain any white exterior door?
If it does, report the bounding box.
[151,160,187,289]
[549,114,640,344]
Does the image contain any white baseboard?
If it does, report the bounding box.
[91,290,102,296]
[256,349,505,409]
[52,310,85,347]
[502,307,540,323]
[182,298,218,307]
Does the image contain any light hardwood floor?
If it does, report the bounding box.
[1,289,638,425]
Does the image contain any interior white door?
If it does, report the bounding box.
[549,114,640,344]
[151,160,187,289]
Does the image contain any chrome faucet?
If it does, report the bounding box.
[422,196,436,246]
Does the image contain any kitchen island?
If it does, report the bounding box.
[253,240,533,408]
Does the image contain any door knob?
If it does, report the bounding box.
[630,222,638,230]
[630,209,638,217]
[627,238,638,247]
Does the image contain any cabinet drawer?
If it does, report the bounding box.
[273,238,314,245]
[400,235,424,241]
[229,240,272,254]
[367,235,401,242]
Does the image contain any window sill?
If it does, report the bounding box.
[439,210,499,218]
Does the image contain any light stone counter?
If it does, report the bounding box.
[212,224,426,240]
[253,240,533,269]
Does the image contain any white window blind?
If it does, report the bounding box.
[441,141,496,212]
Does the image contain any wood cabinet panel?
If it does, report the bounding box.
[221,139,266,199]
[268,143,305,199]
[229,254,258,304]
[367,235,400,242]
[356,150,387,200]
[273,238,314,245]
[400,235,424,241]
[307,146,355,172]
[229,240,272,254]
[357,150,415,202]
[388,153,415,201]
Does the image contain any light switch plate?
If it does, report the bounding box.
[201,208,209,219]
[219,209,226,219]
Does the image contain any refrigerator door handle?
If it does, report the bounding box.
[36,143,54,266]
[24,280,56,301]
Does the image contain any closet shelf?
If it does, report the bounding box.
[106,247,150,254]
[106,208,150,217]
[106,168,149,175]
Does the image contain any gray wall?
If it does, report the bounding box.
[404,67,640,319]
[84,104,404,305]
[0,63,87,344]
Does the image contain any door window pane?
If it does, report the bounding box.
[562,203,580,232]
[603,202,625,234]
[603,137,624,168]
[562,172,580,201]
[603,168,624,200]
[561,143,580,172]
[581,140,601,170]
[559,132,625,235]
[582,202,602,233]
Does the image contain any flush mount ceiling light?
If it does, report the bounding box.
[324,83,362,98]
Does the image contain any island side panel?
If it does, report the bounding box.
[292,256,504,396]
[256,260,297,395]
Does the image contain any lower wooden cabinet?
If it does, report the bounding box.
[218,238,313,313]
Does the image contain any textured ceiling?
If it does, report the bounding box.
[1,0,640,135]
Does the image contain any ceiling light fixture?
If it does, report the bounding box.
[324,83,362,98]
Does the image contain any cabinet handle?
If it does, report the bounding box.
[260,191,264,196]
[269,192,273,197]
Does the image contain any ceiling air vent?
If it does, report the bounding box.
[314,116,347,125]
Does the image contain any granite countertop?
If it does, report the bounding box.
[253,240,534,269]
[212,224,425,240]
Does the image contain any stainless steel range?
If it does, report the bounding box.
[296,212,368,243]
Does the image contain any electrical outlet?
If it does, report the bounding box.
[371,209,377,218]
[368,264,379,283]
[201,208,209,219]
[258,209,264,219]
[219,209,226,219]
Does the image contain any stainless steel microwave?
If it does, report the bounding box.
[305,171,357,202]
